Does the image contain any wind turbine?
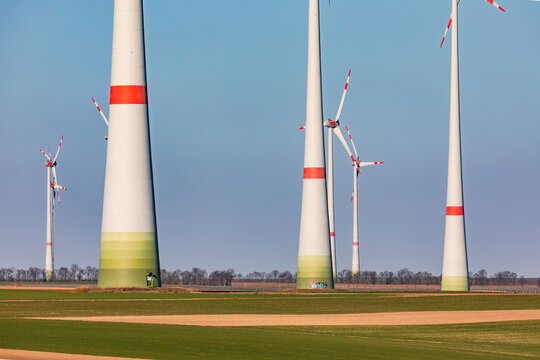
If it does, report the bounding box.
[98,0,161,288]
[39,136,67,281]
[324,69,354,283]
[344,126,382,275]
[297,0,333,289]
[91,97,109,140]
[439,0,505,291]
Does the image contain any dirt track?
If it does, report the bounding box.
[37,309,540,327]
[0,348,145,360]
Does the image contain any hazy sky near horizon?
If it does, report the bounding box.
[1,1,539,277]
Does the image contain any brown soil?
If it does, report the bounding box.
[0,284,197,293]
[0,348,146,360]
[36,309,540,327]
[73,286,195,294]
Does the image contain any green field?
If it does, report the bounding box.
[0,289,539,359]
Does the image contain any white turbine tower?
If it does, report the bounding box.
[324,69,354,283]
[344,126,382,275]
[39,136,67,281]
[439,0,505,291]
[98,0,160,288]
[297,0,333,289]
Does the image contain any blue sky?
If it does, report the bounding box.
[1,0,539,276]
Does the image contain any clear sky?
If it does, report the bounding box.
[1,0,538,277]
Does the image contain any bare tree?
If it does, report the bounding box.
[278,271,294,283]
[473,269,488,286]
[85,266,98,281]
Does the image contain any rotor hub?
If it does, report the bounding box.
[324,119,339,128]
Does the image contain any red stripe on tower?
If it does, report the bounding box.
[46,242,52,246]
[330,232,335,237]
[303,167,326,179]
[110,85,147,104]
[446,206,464,215]
[353,242,359,246]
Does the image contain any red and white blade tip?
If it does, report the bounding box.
[92,97,102,111]
[440,17,452,48]
[346,126,352,139]
[299,126,305,130]
[344,72,351,90]
[486,0,506,12]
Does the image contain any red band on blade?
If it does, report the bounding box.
[330,232,335,237]
[446,206,464,215]
[344,83,348,90]
[110,85,147,104]
[353,242,359,246]
[46,242,52,246]
[303,167,326,179]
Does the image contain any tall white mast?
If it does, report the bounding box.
[98,0,160,288]
[439,0,506,292]
[343,127,383,276]
[327,126,336,283]
[45,165,53,281]
[297,0,333,289]
[351,164,359,275]
[41,136,66,282]
[325,69,352,283]
[441,0,469,291]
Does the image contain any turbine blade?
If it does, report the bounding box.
[440,16,452,48]
[92,97,110,127]
[359,161,384,167]
[53,135,64,162]
[40,149,51,161]
[333,126,355,163]
[485,0,506,12]
[345,126,359,159]
[334,69,351,123]
[51,167,58,186]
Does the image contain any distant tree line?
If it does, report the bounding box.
[0,265,537,287]
[160,268,296,286]
[470,269,531,286]
[161,268,539,287]
[0,264,98,282]
[336,269,440,285]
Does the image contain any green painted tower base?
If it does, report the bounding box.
[44,270,53,282]
[296,256,334,289]
[98,232,160,288]
[441,276,469,292]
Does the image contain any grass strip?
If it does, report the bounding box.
[1,291,539,318]
[0,319,538,359]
